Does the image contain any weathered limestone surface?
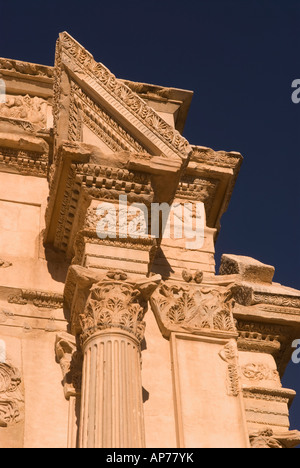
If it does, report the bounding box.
[0,32,299,448]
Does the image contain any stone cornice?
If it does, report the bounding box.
[187,147,243,232]
[44,141,190,258]
[0,57,53,82]
[8,289,64,309]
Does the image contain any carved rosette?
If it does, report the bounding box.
[151,283,237,336]
[80,279,147,345]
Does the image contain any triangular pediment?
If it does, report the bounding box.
[53,32,192,164]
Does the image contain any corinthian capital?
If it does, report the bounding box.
[80,281,146,344]
[64,265,161,343]
[150,282,237,338]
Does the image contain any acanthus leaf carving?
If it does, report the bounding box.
[151,283,237,335]
[80,280,147,345]
[67,268,161,345]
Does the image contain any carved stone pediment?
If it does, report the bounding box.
[54,32,192,162]
[45,32,195,258]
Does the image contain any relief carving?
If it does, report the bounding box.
[152,283,236,334]
[219,340,240,397]
[55,333,82,399]
[242,363,280,383]
[70,81,146,153]
[80,280,147,344]
[8,289,63,309]
[249,428,300,449]
[182,269,203,284]
[0,363,23,427]
[0,95,47,129]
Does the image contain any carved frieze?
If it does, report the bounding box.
[176,175,219,215]
[8,289,64,309]
[0,58,53,79]
[231,284,300,309]
[0,94,48,130]
[191,145,243,170]
[236,320,289,350]
[241,363,280,383]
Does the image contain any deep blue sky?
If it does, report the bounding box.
[1,0,300,441]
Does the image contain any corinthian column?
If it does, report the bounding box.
[64,267,160,449]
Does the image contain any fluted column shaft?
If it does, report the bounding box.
[79,329,145,448]
[74,275,152,449]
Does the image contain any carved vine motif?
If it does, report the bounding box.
[153,284,236,333]
[8,290,63,309]
[0,95,47,129]
[253,292,300,309]
[0,363,23,427]
[53,37,62,137]
[80,279,148,344]
[219,341,240,397]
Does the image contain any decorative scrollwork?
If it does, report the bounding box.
[0,363,23,427]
